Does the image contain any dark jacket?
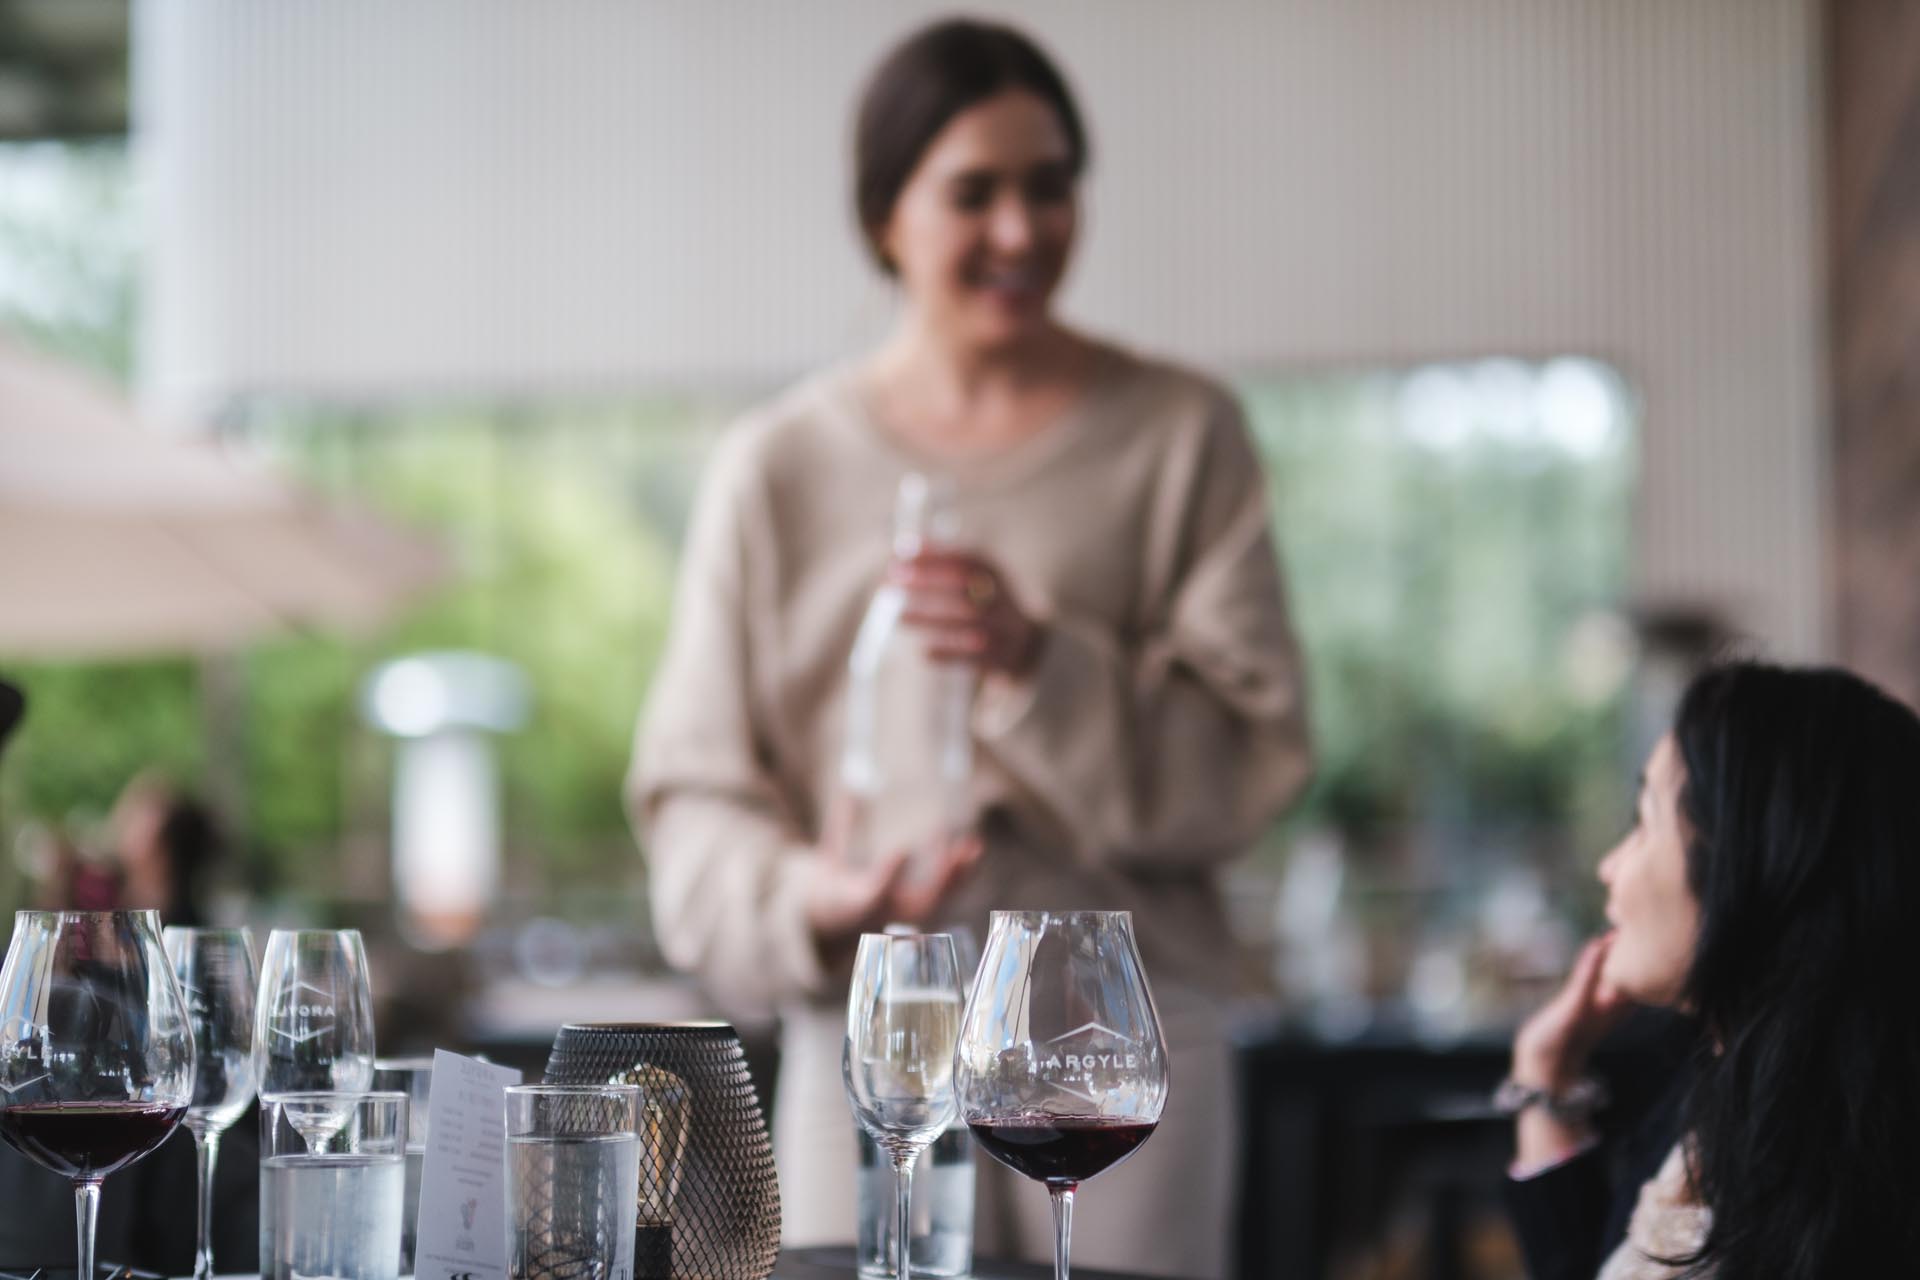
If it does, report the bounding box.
[1502,1022,1694,1280]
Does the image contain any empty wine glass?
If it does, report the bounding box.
[0,910,196,1280]
[843,932,964,1280]
[255,928,375,1150]
[953,911,1168,1280]
[165,926,260,1280]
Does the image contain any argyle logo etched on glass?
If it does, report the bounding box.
[0,1016,50,1095]
[1033,1022,1146,1101]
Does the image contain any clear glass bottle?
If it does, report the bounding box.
[839,472,977,873]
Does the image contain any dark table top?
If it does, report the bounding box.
[777,1245,1185,1280]
[0,1262,1177,1280]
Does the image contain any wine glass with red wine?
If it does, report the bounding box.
[0,910,196,1280]
[953,910,1168,1280]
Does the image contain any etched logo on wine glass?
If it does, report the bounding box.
[268,979,339,1046]
[1034,1022,1145,1101]
[0,1016,50,1094]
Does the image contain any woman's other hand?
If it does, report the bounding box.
[1511,933,1633,1168]
[896,550,1044,678]
[803,831,983,958]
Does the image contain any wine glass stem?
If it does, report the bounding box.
[892,1148,917,1280]
[74,1177,102,1280]
[1049,1185,1076,1280]
[193,1128,222,1280]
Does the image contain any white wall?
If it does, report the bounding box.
[136,0,1826,656]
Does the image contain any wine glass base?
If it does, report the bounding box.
[0,1265,169,1280]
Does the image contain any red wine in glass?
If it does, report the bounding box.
[968,1115,1157,1187]
[954,911,1170,1280]
[0,1102,189,1180]
[0,911,195,1280]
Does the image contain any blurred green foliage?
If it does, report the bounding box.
[1249,371,1634,859]
[232,408,704,890]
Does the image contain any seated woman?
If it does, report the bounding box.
[1503,661,1920,1279]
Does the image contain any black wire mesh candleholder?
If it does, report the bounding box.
[545,1022,780,1280]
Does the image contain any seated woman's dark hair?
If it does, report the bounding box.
[1672,661,1920,1276]
[853,17,1088,272]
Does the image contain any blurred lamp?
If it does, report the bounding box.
[362,652,529,949]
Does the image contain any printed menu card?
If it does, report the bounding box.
[414,1050,523,1280]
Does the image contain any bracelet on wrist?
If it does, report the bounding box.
[1492,1074,1609,1123]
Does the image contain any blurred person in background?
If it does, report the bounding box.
[1502,662,1920,1279]
[13,772,226,923]
[108,771,227,927]
[631,17,1311,1277]
[24,825,117,913]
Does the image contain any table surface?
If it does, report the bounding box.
[776,1245,1182,1280]
[0,1253,1185,1280]
[0,1263,1178,1280]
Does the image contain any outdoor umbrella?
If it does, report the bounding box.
[0,329,445,659]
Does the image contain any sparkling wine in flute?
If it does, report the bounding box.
[844,933,966,1280]
[850,986,962,1139]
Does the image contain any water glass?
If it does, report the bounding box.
[260,1091,409,1280]
[373,1057,436,1276]
[504,1083,641,1280]
[857,1120,974,1279]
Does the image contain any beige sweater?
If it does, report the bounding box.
[628,349,1313,1016]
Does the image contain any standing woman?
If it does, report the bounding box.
[630,18,1311,1277]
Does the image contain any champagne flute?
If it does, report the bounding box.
[953,911,1168,1280]
[165,926,259,1280]
[0,910,196,1280]
[255,928,375,1150]
[843,932,964,1280]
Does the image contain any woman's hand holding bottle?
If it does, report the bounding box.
[895,550,1044,678]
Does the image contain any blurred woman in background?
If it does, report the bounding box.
[631,17,1311,1277]
[1503,662,1920,1279]
[109,770,226,927]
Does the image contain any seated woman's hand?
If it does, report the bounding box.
[895,550,1044,678]
[1515,932,1631,1089]
[1510,933,1633,1169]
